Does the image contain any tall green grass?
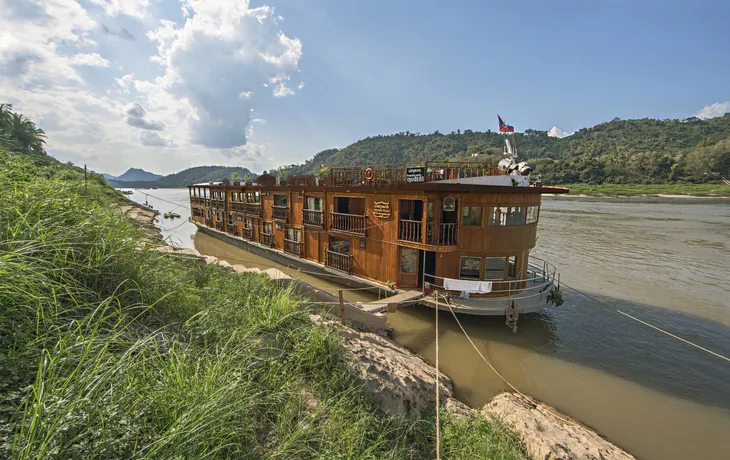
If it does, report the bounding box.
[0,147,522,459]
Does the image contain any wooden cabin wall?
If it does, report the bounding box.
[189,185,544,289]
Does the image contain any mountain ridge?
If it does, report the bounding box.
[106,165,256,188]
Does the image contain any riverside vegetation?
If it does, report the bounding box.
[0,108,522,458]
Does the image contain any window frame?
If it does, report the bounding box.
[526,205,540,225]
[461,206,483,227]
[459,256,482,280]
[484,257,506,280]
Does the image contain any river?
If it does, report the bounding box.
[125,188,730,460]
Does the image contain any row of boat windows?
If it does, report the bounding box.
[459,256,519,280]
[461,205,539,227]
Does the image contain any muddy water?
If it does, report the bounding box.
[136,189,730,460]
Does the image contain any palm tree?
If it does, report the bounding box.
[0,104,47,154]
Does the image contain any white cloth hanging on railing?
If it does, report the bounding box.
[443,278,492,294]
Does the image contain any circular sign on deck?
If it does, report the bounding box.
[373,200,391,219]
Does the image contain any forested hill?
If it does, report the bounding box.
[108,165,255,188]
[286,115,730,184]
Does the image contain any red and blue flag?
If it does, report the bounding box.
[498,115,514,133]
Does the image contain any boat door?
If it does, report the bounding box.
[399,247,421,288]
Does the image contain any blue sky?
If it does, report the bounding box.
[2,0,729,175]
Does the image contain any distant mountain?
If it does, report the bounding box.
[284,114,730,185]
[102,173,118,181]
[115,168,163,182]
[107,165,256,188]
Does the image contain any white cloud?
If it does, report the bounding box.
[694,102,730,120]
[89,0,151,18]
[1,0,304,174]
[547,126,572,138]
[297,82,305,90]
[140,131,169,146]
[70,53,110,67]
[143,0,303,148]
[273,82,295,97]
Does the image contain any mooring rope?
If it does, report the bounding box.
[439,292,584,430]
[559,282,730,364]
[434,292,441,460]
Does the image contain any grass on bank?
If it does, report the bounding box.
[563,182,730,197]
[0,146,523,459]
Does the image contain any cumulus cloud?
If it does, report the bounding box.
[297,82,304,89]
[144,0,302,149]
[547,126,572,138]
[70,53,110,67]
[125,103,165,130]
[273,82,295,97]
[89,0,151,18]
[694,102,730,120]
[225,143,266,160]
[140,131,169,146]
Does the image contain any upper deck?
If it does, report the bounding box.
[190,162,568,195]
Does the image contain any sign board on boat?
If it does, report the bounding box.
[406,167,425,183]
[373,201,391,219]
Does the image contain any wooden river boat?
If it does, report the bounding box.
[188,160,568,317]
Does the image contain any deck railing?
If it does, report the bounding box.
[398,219,422,243]
[326,250,352,274]
[330,212,366,236]
[261,231,273,247]
[284,238,302,257]
[329,161,497,187]
[303,209,324,228]
[243,202,260,217]
[426,223,458,246]
[272,205,288,222]
[426,257,558,300]
[242,227,252,240]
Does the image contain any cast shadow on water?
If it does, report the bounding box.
[396,294,730,411]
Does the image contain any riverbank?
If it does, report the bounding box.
[562,183,730,197]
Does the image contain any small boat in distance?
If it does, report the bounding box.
[163,212,182,219]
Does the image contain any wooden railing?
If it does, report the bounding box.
[272,205,288,222]
[426,223,458,246]
[326,250,351,274]
[303,209,324,228]
[242,227,252,240]
[398,219,422,243]
[284,239,302,257]
[330,212,366,236]
[329,161,497,187]
[227,220,236,234]
[244,202,260,217]
[261,231,273,247]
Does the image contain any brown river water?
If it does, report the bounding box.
[127,188,730,460]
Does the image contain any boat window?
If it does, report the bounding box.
[508,256,517,278]
[286,227,301,242]
[245,218,253,228]
[461,206,482,226]
[526,206,540,224]
[488,207,527,226]
[306,196,323,211]
[264,222,273,234]
[485,257,506,280]
[401,248,419,274]
[506,207,526,226]
[330,236,351,254]
[459,257,481,280]
[274,194,287,207]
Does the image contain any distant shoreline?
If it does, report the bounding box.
[555,183,730,198]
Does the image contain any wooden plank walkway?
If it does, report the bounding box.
[361,290,424,313]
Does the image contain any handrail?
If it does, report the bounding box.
[423,257,557,298]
